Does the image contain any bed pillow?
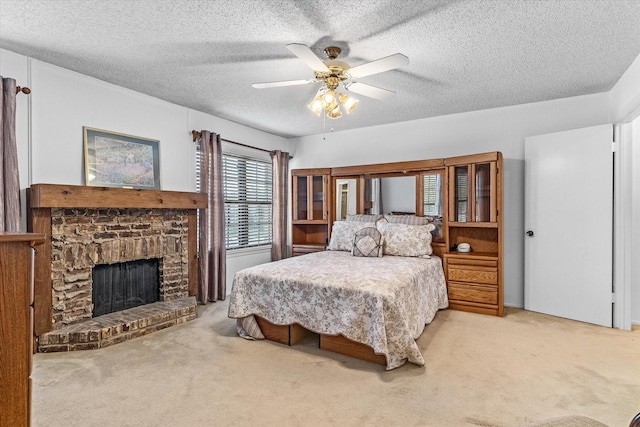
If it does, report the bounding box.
[376,222,435,257]
[384,214,442,238]
[351,227,384,257]
[346,214,384,222]
[327,221,376,251]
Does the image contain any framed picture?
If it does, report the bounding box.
[83,127,160,189]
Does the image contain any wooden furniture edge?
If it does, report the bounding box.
[319,334,387,366]
[0,234,43,426]
[0,231,45,243]
[444,151,500,166]
[331,158,444,176]
[255,316,312,346]
[26,203,53,336]
[255,316,387,365]
[292,168,331,176]
[447,301,500,316]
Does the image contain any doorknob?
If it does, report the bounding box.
[526,230,534,237]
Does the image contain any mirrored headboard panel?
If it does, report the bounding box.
[331,159,446,239]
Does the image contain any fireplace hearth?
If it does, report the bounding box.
[28,184,207,352]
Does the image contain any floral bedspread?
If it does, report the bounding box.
[227,251,448,370]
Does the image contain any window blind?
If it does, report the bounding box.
[196,148,273,250]
[455,169,468,222]
[222,154,272,249]
[423,174,442,216]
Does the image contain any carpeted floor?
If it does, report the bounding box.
[31,302,640,427]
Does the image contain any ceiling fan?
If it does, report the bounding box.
[252,43,409,119]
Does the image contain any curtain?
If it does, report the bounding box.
[0,76,22,232]
[270,150,289,261]
[197,130,226,302]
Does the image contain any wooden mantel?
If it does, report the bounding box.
[27,184,207,336]
[28,183,207,209]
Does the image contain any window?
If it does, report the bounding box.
[223,155,272,249]
[196,149,273,250]
[454,166,468,222]
[423,173,442,217]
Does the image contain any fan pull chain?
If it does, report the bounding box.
[323,111,326,140]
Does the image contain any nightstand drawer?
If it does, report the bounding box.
[448,265,497,285]
[446,257,497,268]
[448,282,498,305]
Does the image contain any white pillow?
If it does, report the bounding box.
[376,222,435,257]
[346,214,384,222]
[328,221,376,251]
[384,214,442,238]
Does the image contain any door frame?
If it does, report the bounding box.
[613,114,640,330]
[524,125,614,327]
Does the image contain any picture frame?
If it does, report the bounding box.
[83,127,160,190]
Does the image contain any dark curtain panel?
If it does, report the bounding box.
[270,150,289,261]
[197,130,226,302]
[0,77,22,232]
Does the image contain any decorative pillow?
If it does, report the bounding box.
[346,214,384,222]
[351,227,384,257]
[327,221,376,251]
[384,214,442,238]
[376,222,435,257]
[384,214,432,225]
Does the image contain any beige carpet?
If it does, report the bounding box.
[31,302,640,427]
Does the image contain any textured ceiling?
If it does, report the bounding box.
[1,0,640,138]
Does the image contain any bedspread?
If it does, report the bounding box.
[227,250,448,370]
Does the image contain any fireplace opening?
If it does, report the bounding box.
[92,258,160,317]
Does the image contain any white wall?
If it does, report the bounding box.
[381,176,415,214]
[0,48,292,294]
[610,53,640,123]
[289,93,612,309]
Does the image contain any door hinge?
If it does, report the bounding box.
[612,141,618,152]
[611,292,616,303]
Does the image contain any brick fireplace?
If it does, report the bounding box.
[28,184,207,351]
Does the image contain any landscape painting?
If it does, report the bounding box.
[83,127,160,189]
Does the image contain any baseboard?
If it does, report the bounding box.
[504,302,524,309]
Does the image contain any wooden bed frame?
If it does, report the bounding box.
[255,316,387,366]
[253,250,448,367]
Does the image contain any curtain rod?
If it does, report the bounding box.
[16,86,31,94]
[191,130,291,158]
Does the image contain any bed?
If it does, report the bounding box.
[227,219,448,370]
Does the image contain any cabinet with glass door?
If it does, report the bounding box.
[444,152,503,316]
[291,168,331,256]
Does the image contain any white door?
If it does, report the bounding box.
[524,124,613,327]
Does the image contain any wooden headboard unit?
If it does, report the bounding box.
[292,151,504,317]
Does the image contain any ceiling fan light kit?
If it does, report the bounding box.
[252,43,409,119]
[307,86,358,119]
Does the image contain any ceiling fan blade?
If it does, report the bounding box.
[345,82,396,100]
[286,43,331,72]
[252,79,317,89]
[348,53,409,78]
